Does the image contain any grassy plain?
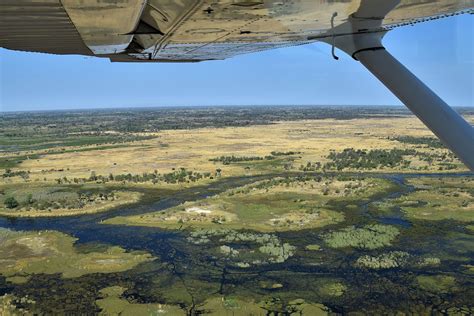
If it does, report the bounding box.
[1,108,474,314]
[0,228,153,284]
[95,286,328,316]
[96,286,184,316]
[104,176,395,231]
[3,109,470,218]
[0,109,474,218]
[0,184,143,217]
[3,115,471,186]
[374,177,474,222]
[2,111,471,219]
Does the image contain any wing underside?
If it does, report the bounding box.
[0,0,473,62]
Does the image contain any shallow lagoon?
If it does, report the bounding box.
[0,173,473,315]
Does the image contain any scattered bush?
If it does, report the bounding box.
[4,196,19,209]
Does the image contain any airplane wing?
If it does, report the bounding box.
[1,0,474,170]
[0,0,472,62]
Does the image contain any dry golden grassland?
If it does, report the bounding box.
[1,116,471,218]
[4,116,470,188]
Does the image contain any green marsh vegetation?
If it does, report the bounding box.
[372,176,474,222]
[1,174,473,315]
[96,286,184,316]
[0,183,143,217]
[187,229,296,266]
[416,275,458,294]
[355,251,441,269]
[1,107,473,314]
[104,175,397,231]
[93,173,472,314]
[0,228,153,284]
[321,224,400,250]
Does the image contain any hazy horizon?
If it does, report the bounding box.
[1,15,473,112]
[3,104,474,115]
[0,104,401,113]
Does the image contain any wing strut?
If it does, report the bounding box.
[321,0,474,171]
[355,47,474,171]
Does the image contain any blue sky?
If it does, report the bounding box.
[0,14,472,112]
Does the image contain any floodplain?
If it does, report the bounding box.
[0,106,473,315]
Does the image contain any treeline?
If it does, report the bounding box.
[325,148,414,170]
[210,151,300,165]
[299,162,322,172]
[2,169,30,179]
[228,174,364,196]
[56,168,216,185]
[2,106,440,136]
[270,151,301,156]
[391,136,445,149]
[210,155,274,165]
[230,175,324,195]
[322,148,456,170]
[3,191,118,211]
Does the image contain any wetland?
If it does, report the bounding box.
[0,106,473,315]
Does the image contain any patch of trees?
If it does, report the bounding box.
[437,162,457,171]
[4,191,118,211]
[321,147,457,170]
[299,161,322,172]
[210,151,301,165]
[4,196,19,209]
[57,168,214,185]
[324,148,414,170]
[270,151,301,156]
[210,155,274,165]
[2,169,30,179]
[228,175,325,196]
[301,146,458,171]
[391,136,445,149]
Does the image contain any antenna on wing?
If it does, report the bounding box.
[330,12,339,60]
[321,0,474,171]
